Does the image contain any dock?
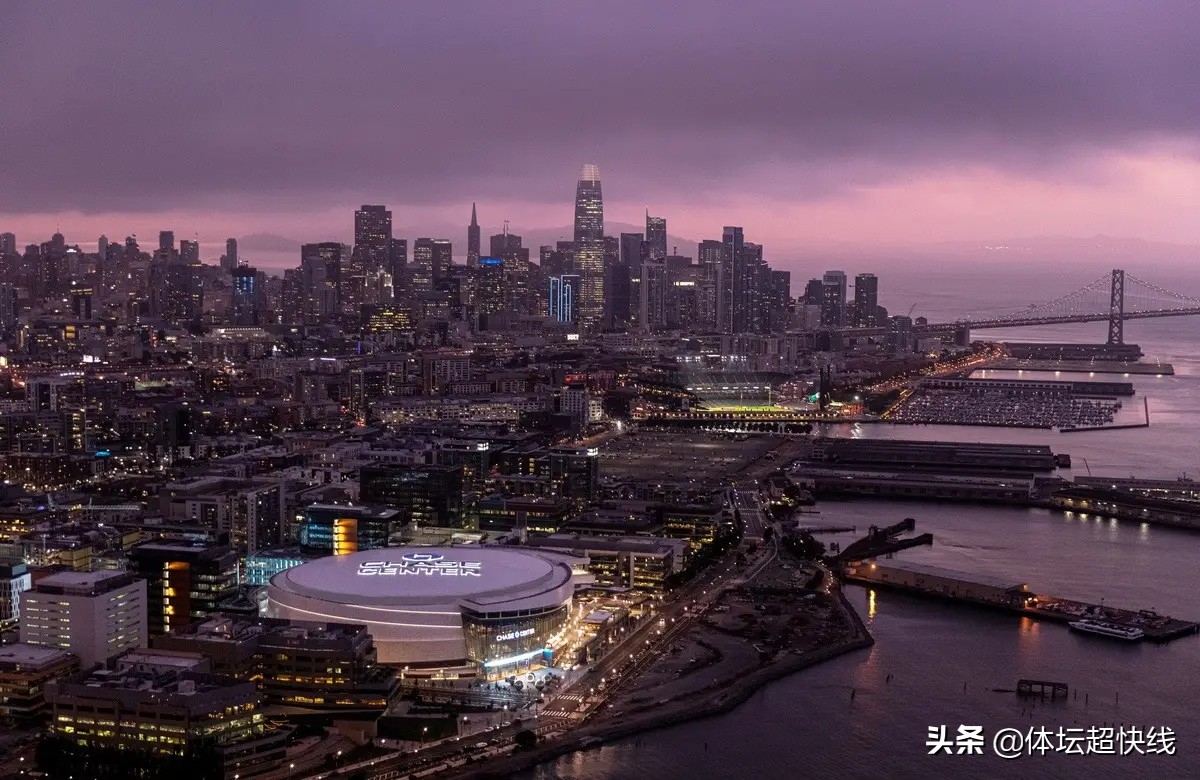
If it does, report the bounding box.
[795,524,857,534]
[842,559,1199,643]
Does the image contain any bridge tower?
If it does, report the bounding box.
[1107,269,1125,345]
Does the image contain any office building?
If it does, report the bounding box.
[573,164,605,330]
[297,504,400,554]
[127,540,239,635]
[0,644,80,723]
[467,202,481,268]
[353,204,393,274]
[477,256,506,318]
[549,273,580,324]
[410,237,438,294]
[476,496,574,534]
[359,464,466,528]
[525,534,687,591]
[44,654,286,778]
[0,232,16,256]
[152,616,400,711]
[158,230,174,253]
[0,560,31,627]
[19,570,147,667]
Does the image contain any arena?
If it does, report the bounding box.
[264,546,585,677]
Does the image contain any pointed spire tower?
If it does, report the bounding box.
[467,202,481,268]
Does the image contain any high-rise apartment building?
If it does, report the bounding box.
[854,272,879,326]
[19,571,147,667]
[573,164,605,330]
[0,233,16,256]
[222,237,239,270]
[179,239,200,264]
[822,270,848,327]
[645,213,667,260]
[231,266,258,326]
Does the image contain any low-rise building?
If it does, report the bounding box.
[44,653,286,779]
[524,533,687,591]
[152,616,400,711]
[0,643,80,722]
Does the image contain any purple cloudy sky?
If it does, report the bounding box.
[4,1,1200,259]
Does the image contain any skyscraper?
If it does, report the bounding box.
[722,227,745,333]
[158,231,174,253]
[697,239,724,332]
[389,238,407,298]
[613,232,643,330]
[0,233,16,256]
[822,270,848,327]
[410,238,437,294]
[477,257,506,319]
[97,235,108,258]
[179,239,199,265]
[645,213,667,260]
[223,237,239,270]
[353,205,392,274]
[573,164,605,331]
[854,273,879,326]
[231,265,258,326]
[467,203,481,269]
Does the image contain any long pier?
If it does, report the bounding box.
[843,559,1199,643]
[983,359,1174,376]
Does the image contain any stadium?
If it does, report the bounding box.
[264,546,585,677]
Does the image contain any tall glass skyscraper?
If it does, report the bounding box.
[573,164,605,331]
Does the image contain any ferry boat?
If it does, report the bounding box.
[1068,618,1144,641]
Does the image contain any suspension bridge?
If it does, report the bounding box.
[852,269,1200,344]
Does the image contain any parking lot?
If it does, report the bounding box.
[600,431,789,485]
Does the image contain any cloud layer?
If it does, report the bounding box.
[4,2,1200,253]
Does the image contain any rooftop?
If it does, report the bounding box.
[867,559,1026,592]
[33,569,138,596]
[0,642,77,669]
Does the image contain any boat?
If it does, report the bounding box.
[1068,618,1144,641]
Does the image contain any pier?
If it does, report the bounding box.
[843,559,1199,643]
[983,358,1173,376]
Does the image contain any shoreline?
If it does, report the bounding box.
[454,591,874,779]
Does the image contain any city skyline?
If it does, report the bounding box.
[6,3,1200,255]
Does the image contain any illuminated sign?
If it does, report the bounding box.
[495,627,535,642]
[357,552,482,577]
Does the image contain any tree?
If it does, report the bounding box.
[514,729,538,750]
